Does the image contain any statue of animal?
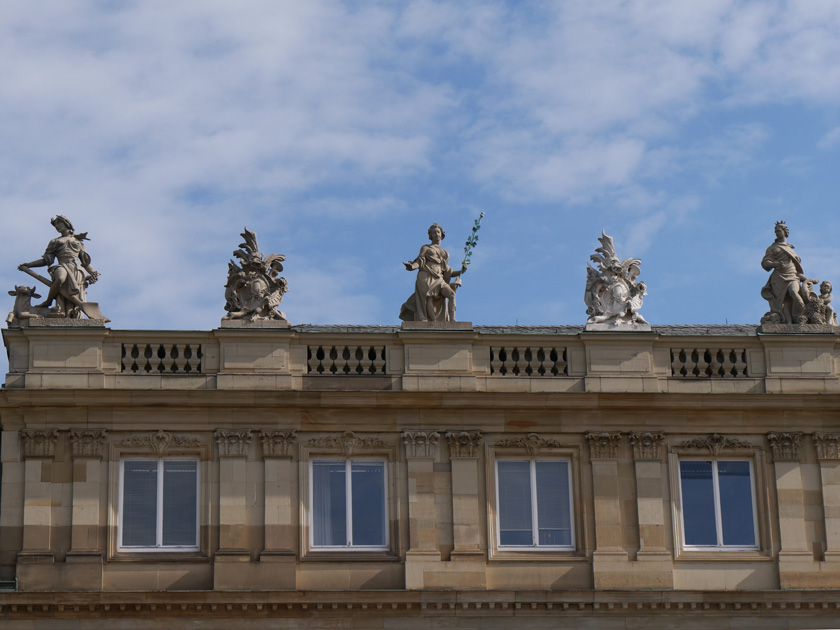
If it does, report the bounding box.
[6,285,58,323]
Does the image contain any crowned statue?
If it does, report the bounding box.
[584,231,649,331]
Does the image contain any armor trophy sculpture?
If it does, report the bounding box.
[222,227,289,324]
[584,231,649,331]
[9,215,108,324]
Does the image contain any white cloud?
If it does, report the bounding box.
[818,126,840,150]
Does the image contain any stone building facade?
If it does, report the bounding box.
[1,320,840,629]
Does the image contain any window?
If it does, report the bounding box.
[679,460,758,549]
[119,459,199,551]
[495,459,574,549]
[310,459,387,549]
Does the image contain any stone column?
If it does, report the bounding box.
[19,429,59,562]
[404,431,442,590]
[259,430,297,558]
[814,433,840,562]
[67,429,107,560]
[446,431,484,559]
[214,430,252,556]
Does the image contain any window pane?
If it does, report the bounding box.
[312,462,346,546]
[162,460,198,547]
[680,461,718,545]
[351,462,386,546]
[718,461,756,546]
[535,461,572,546]
[123,460,158,547]
[498,461,533,546]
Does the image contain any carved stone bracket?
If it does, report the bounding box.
[446,431,483,459]
[629,432,665,460]
[767,432,803,462]
[118,430,201,457]
[69,429,108,459]
[586,432,622,459]
[20,429,59,459]
[215,430,253,458]
[308,431,388,456]
[814,433,840,461]
[675,433,752,456]
[495,433,562,456]
[260,430,297,459]
[402,431,440,459]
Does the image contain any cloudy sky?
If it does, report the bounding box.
[2,1,839,374]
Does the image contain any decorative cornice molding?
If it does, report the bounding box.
[308,431,388,456]
[20,429,59,459]
[117,430,201,457]
[402,431,440,459]
[675,433,753,456]
[214,430,253,458]
[586,432,621,459]
[446,431,483,459]
[260,430,297,459]
[766,432,803,462]
[69,429,108,459]
[495,433,562,456]
[813,433,840,461]
[629,432,665,460]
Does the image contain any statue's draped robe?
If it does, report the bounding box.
[761,242,804,323]
[399,244,454,322]
[42,236,90,304]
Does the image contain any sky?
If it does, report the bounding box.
[1,1,840,377]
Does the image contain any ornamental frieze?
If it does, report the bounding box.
[118,430,201,457]
[675,433,752,456]
[308,431,388,456]
[495,433,562,456]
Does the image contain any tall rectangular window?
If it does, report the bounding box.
[120,459,199,551]
[679,460,757,548]
[311,460,387,549]
[496,459,573,549]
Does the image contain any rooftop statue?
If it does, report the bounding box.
[223,227,289,322]
[761,221,838,327]
[584,231,649,331]
[11,215,108,322]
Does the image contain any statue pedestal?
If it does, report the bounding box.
[219,319,291,329]
[758,323,840,334]
[401,321,473,330]
[585,321,651,332]
[9,317,108,328]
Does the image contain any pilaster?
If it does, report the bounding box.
[18,429,59,563]
[403,431,441,590]
[814,433,840,562]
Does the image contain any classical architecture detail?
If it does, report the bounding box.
[629,432,665,460]
[446,431,483,458]
[223,227,288,322]
[676,433,753,456]
[260,430,297,458]
[766,432,803,462]
[69,429,108,458]
[307,345,386,375]
[490,346,568,376]
[813,433,840,460]
[308,431,388,456]
[118,430,201,456]
[760,221,838,327]
[214,430,253,457]
[400,223,467,322]
[586,432,622,459]
[20,429,59,458]
[584,231,649,331]
[402,431,440,459]
[121,343,202,374]
[12,215,108,322]
[495,433,562,455]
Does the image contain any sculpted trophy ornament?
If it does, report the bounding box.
[584,231,649,331]
[9,215,108,324]
[760,221,838,328]
[223,227,289,323]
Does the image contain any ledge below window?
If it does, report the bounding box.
[676,549,771,562]
[302,550,400,563]
[108,551,209,563]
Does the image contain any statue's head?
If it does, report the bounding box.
[428,223,445,241]
[821,280,832,295]
[774,220,789,238]
[50,215,74,233]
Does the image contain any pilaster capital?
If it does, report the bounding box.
[214,430,253,458]
[586,432,622,459]
[814,433,840,461]
[260,430,297,459]
[402,431,440,459]
[629,432,664,461]
[69,429,108,459]
[767,432,803,462]
[446,431,483,459]
[20,429,59,459]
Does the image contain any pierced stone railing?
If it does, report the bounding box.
[307,345,387,375]
[670,348,748,378]
[121,343,203,374]
[490,347,568,376]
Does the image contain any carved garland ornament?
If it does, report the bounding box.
[20,429,59,458]
[586,432,622,459]
[675,433,752,456]
[446,431,483,459]
[214,430,253,458]
[307,431,388,456]
[766,432,803,462]
[69,429,108,459]
[260,430,297,459]
[813,433,840,461]
[495,433,562,456]
[629,432,665,460]
[402,431,440,459]
[118,430,201,457]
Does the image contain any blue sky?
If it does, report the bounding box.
[2,1,840,376]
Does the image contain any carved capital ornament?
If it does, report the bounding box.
[215,430,253,458]
[260,430,297,459]
[402,431,440,459]
[586,432,622,459]
[629,432,665,460]
[69,429,108,459]
[814,433,840,461]
[20,429,59,459]
[446,431,483,459]
[766,432,802,462]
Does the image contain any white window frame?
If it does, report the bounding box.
[677,458,759,551]
[118,458,200,553]
[494,457,575,551]
[308,458,389,551]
